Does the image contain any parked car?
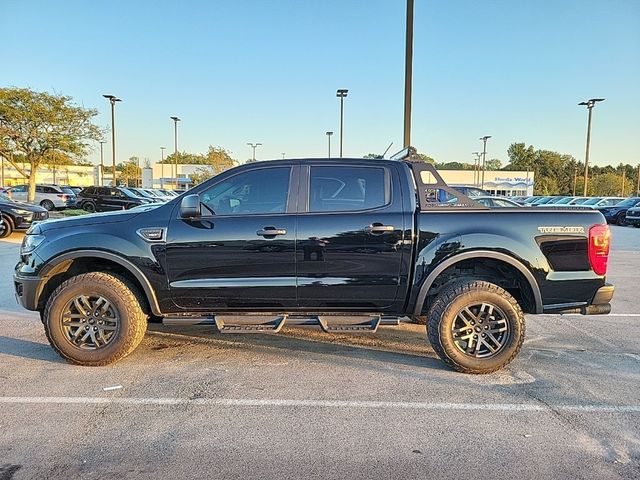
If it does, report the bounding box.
[473,196,522,208]
[76,186,154,212]
[450,185,489,197]
[0,192,49,238]
[62,185,84,195]
[127,187,164,203]
[7,184,76,210]
[15,154,613,374]
[579,197,625,208]
[597,197,640,225]
[626,206,640,227]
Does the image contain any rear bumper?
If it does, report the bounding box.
[552,283,615,315]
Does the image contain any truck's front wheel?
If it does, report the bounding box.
[426,280,525,374]
[43,272,147,366]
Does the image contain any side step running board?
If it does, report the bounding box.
[214,315,287,334]
[162,314,401,334]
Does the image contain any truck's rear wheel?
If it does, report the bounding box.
[426,280,525,374]
[43,272,147,366]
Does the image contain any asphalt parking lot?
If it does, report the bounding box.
[0,226,639,480]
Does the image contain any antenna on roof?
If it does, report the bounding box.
[382,142,394,158]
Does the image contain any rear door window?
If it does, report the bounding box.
[308,166,388,213]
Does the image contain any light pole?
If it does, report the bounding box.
[572,165,578,196]
[326,131,333,158]
[480,136,491,189]
[247,142,262,161]
[281,153,286,159]
[103,95,121,186]
[636,164,640,196]
[403,0,414,148]
[578,98,605,196]
[99,140,106,186]
[170,116,180,190]
[472,152,482,185]
[336,89,348,157]
[160,146,166,188]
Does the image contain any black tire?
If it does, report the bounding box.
[426,280,525,374]
[82,201,96,213]
[616,212,627,226]
[40,199,55,211]
[43,272,148,366]
[0,215,13,238]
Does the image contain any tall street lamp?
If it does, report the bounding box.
[103,95,122,186]
[578,98,605,196]
[247,142,262,161]
[170,116,181,190]
[281,153,286,159]
[480,135,491,189]
[99,140,106,186]
[160,146,166,188]
[336,89,348,157]
[472,152,482,185]
[326,131,333,158]
[403,0,414,148]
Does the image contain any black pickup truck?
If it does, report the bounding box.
[14,150,614,373]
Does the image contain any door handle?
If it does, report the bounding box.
[365,223,395,234]
[257,227,287,237]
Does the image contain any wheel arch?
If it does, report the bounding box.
[37,250,162,316]
[413,251,543,316]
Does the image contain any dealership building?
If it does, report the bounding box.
[423,170,534,197]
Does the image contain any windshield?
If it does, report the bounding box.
[555,197,573,204]
[616,198,639,207]
[0,193,11,201]
[119,188,139,198]
[61,187,76,195]
[582,197,602,205]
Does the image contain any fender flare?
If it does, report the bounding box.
[39,249,162,316]
[413,250,543,316]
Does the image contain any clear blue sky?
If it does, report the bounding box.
[2,0,639,167]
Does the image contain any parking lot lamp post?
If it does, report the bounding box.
[472,152,482,185]
[103,95,121,186]
[621,168,626,196]
[160,147,166,188]
[572,165,578,196]
[480,136,491,189]
[637,165,640,196]
[336,89,348,157]
[247,143,262,162]
[170,117,180,190]
[99,140,106,186]
[326,131,333,158]
[578,98,604,196]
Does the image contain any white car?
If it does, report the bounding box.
[7,184,76,211]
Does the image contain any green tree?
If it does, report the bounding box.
[189,166,217,185]
[205,146,235,173]
[0,87,102,201]
[118,159,141,186]
[485,158,502,171]
[161,151,207,165]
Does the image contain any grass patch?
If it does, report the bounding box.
[59,208,87,217]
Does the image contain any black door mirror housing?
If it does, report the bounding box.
[180,194,201,219]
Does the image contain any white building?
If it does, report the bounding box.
[423,170,534,197]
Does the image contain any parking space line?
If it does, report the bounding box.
[1,396,639,413]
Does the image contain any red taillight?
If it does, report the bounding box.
[57,194,68,200]
[588,224,610,276]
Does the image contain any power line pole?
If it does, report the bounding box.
[403,0,414,148]
[578,98,605,196]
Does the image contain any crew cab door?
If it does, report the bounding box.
[295,162,406,310]
[165,164,298,310]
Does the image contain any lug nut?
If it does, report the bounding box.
[474,335,478,339]
[93,327,98,331]
[481,333,486,337]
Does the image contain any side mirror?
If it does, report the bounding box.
[180,194,201,219]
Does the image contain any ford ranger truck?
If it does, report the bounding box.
[14,150,614,373]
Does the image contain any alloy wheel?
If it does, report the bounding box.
[61,295,119,350]
[451,302,510,358]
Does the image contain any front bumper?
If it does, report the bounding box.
[13,273,43,311]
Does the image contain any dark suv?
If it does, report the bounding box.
[76,187,152,213]
[0,192,49,238]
